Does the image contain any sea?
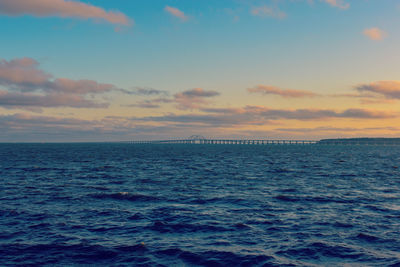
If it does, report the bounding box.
[1,143,400,266]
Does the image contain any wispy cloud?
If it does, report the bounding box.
[203,106,395,120]
[0,104,396,142]
[363,27,387,41]
[248,85,318,98]
[355,81,400,99]
[0,90,108,109]
[0,0,132,26]
[251,5,286,19]
[126,98,173,109]
[119,87,169,96]
[180,88,219,98]
[129,88,220,110]
[172,88,220,110]
[330,92,395,105]
[322,0,349,10]
[165,6,189,22]
[136,107,394,128]
[276,126,400,134]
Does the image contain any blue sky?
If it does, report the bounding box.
[0,0,399,141]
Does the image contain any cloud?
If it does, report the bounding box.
[0,0,131,26]
[180,88,219,98]
[253,106,394,120]
[133,107,394,130]
[331,93,395,105]
[129,88,220,110]
[0,57,116,94]
[251,5,286,19]
[0,113,125,142]
[323,0,349,10]
[135,113,266,127]
[0,58,51,87]
[248,85,318,98]
[203,106,395,120]
[0,112,252,142]
[121,87,169,96]
[125,98,173,109]
[355,81,400,99]
[164,6,189,22]
[128,102,162,109]
[363,27,387,41]
[46,78,115,94]
[0,105,396,142]
[0,90,108,109]
[174,88,220,110]
[0,57,123,109]
[276,126,400,133]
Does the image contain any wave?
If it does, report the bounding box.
[274,194,357,204]
[147,220,232,233]
[277,242,365,260]
[156,247,275,266]
[0,243,149,265]
[89,192,159,202]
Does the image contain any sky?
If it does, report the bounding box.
[0,0,400,142]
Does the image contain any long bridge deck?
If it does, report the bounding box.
[125,135,400,145]
[128,139,318,145]
[126,138,400,145]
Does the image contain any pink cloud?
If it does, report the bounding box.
[0,57,125,109]
[248,85,318,98]
[363,27,387,41]
[0,58,51,87]
[0,57,117,94]
[164,6,189,22]
[51,78,115,94]
[0,0,132,26]
[323,0,349,10]
[251,5,286,19]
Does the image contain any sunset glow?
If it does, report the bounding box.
[1,0,399,141]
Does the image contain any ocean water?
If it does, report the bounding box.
[1,143,400,266]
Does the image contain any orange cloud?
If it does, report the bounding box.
[164,6,188,22]
[248,85,318,98]
[0,0,132,26]
[356,81,400,99]
[363,27,387,41]
[134,107,395,131]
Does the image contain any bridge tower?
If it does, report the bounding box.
[188,135,207,144]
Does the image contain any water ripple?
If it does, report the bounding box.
[0,143,400,266]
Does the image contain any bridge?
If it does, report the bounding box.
[127,135,318,145]
[125,136,400,145]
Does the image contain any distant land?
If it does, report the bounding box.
[319,138,400,144]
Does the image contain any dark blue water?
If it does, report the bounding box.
[1,143,400,266]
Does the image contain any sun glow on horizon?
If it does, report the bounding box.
[0,0,399,141]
